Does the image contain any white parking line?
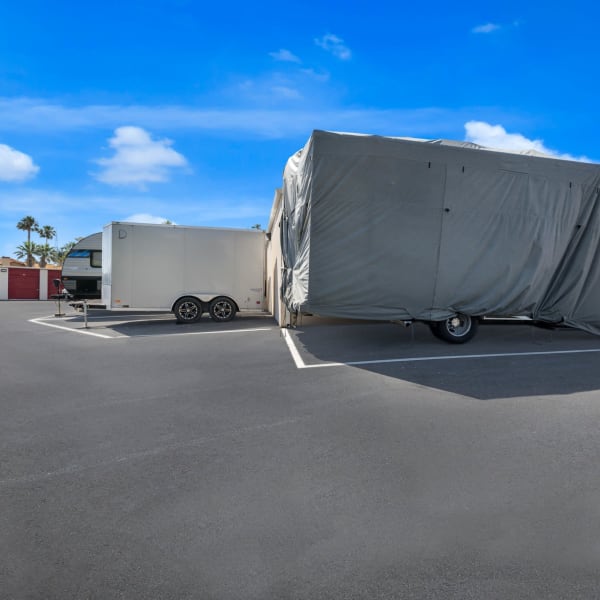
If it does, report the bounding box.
[30,316,273,340]
[281,328,600,369]
[281,327,308,368]
[132,327,274,338]
[29,317,116,338]
[66,314,174,320]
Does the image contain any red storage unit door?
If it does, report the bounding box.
[8,268,39,299]
[47,269,62,297]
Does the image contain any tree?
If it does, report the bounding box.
[36,224,56,242]
[34,226,57,267]
[16,216,39,266]
[34,243,57,269]
[54,241,77,266]
[15,241,38,267]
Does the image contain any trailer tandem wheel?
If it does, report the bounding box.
[174,297,203,323]
[209,296,236,322]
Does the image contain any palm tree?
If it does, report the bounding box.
[16,216,39,266]
[35,225,57,267]
[35,243,57,268]
[36,224,56,242]
[15,241,38,267]
[54,241,77,266]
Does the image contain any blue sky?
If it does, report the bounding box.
[1,0,599,257]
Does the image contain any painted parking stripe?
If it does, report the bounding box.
[66,314,175,320]
[30,316,273,339]
[281,327,307,368]
[131,327,274,338]
[281,328,600,369]
[29,317,116,338]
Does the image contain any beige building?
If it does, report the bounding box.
[265,189,285,325]
[0,257,27,267]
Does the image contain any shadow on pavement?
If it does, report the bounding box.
[289,319,600,400]
[107,313,276,337]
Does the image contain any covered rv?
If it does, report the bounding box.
[102,222,265,322]
[280,130,600,342]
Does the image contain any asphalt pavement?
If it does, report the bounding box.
[3,301,600,599]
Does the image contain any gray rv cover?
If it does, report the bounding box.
[280,130,600,334]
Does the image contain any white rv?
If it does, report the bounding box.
[102,222,265,322]
[61,232,102,299]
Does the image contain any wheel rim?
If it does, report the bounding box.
[178,301,199,321]
[445,315,472,337]
[213,300,233,320]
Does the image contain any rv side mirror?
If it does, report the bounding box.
[53,278,61,290]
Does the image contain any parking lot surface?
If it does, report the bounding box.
[4,301,600,599]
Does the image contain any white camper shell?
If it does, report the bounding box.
[62,232,102,299]
[102,222,265,323]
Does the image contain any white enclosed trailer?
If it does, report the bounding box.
[102,222,265,322]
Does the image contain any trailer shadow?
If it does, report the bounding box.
[53,310,276,338]
[288,319,600,400]
[106,313,276,337]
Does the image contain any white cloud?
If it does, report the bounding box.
[0,143,39,182]
[94,126,188,187]
[123,213,173,224]
[472,23,501,34]
[315,34,352,60]
[465,120,546,151]
[464,121,589,161]
[269,49,301,63]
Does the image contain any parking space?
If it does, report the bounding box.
[282,316,600,368]
[282,316,600,400]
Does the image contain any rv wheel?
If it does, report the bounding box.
[174,297,203,323]
[209,297,236,322]
[429,314,478,344]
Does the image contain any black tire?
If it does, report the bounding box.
[209,296,236,322]
[429,314,478,344]
[173,297,203,323]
